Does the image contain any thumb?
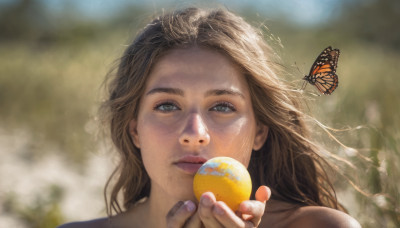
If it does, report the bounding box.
[255,185,271,203]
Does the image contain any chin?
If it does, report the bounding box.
[170,182,196,201]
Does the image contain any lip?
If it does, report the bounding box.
[174,155,208,175]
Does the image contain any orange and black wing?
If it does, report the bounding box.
[303,46,340,95]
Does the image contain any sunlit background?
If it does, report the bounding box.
[0,0,399,227]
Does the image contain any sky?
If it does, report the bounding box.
[0,0,344,26]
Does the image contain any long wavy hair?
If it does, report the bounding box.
[100,7,342,215]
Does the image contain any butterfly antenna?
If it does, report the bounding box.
[294,61,302,74]
[294,61,309,90]
[301,80,307,90]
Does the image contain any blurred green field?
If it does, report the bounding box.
[0,0,399,227]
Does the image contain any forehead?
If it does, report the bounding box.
[146,47,249,92]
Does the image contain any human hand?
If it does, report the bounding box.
[166,186,271,228]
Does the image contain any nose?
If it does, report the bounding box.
[179,113,210,146]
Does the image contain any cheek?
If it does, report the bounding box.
[213,117,256,166]
[138,124,174,178]
[137,119,177,159]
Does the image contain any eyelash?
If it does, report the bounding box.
[153,101,236,113]
[210,102,236,113]
[153,101,181,112]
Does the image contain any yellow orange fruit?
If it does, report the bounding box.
[193,156,252,211]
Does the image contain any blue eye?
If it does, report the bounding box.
[154,102,180,112]
[210,102,236,113]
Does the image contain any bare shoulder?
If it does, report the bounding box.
[57,217,110,228]
[287,206,361,228]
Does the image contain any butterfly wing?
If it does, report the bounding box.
[313,72,338,95]
[304,46,340,95]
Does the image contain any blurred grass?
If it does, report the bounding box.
[279,35,400,228]
[3,185,65,228]
[0,31,125,164]
[0,0,399,227]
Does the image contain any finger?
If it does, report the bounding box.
[212,200,249,228]
[198,192,223,228]
[237,186,271,226]
[183,210,202,228]
[166,201,197,228]
[167,201,185,219]
[255,185,271,203]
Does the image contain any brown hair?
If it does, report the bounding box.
[101,7,341,215]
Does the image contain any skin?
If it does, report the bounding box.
[128,47,269,227]
[57,47,362,228]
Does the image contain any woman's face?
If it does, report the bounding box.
[129,47,268,200]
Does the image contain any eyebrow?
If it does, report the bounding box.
[205,89,245,99]
[146,87,184,96]
[145,87,245,99]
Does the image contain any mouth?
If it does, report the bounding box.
[174,156,207,174]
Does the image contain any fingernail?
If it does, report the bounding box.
[184,201,196,212]
[267,187,272,199]
[201,196,213,207]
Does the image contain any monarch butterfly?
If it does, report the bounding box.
[302,46,340,95]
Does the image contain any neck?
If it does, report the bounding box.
[146,191,174,227]
[133,183,193,228]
